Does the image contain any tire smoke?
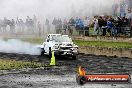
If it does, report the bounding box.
[0,39,41,55]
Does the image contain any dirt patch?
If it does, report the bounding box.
[73,36,132,43]
[0,53,132,87]
[79,46,132,58]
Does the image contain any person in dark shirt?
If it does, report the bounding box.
[102,17,107,36]
[115,17,122,34]
[97,16,103,35]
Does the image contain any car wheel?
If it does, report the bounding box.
[72,54,78,60]
[41,48,44,56]
[49,47,52,59]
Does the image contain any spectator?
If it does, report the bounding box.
[62,19,67,34]
[45,19,50,34]
[83,17,90,36]
[69,17,75,36]
[58,19,62,34]
[67,24,72,36]
[98,16,103,35]
[69,17,75,26]
[102,17,107,36]
[75,18,84,35]
[33,15,37,30]
[10,19,15,33]
[75,17,80,30]
[28,19,34,33]
[52,18,58,33]
[19,19,25,33]
[93,16,99,35]
[25,16,31,32]
[107,18,113,36]
[115,17,122,34]
[2,17,8,33]
[38,21,41,36]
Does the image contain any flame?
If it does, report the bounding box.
[78,66,86,76]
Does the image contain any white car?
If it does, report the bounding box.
[39,34,79,59]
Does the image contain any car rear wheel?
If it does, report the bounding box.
[41,48,44,56]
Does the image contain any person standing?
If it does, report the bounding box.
[68,17,75,36]
[3,17,8,33]
[38,21,41,36]
[107,18,113,36]
[102,17,107,36]
[83,17,90,36]
[52,18,57,33]
[93,16,99,35]
[58,19,62,34]
[77,18,84,36]
[19,19,24,33]
[25,16,30,33]
[45,19,50,34]
[98,16,103,36]
[33,15,37,31]
[62,19,67,34]
[10,19,15,34]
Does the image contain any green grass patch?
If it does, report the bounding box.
[0,59,46,70]
[19,37,132,49]
[73,40,132,49]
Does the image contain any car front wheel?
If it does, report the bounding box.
[49,47,52,59]
[72,55,78,60]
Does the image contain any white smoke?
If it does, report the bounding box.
[0,39,41,55]
[0,0,114,19]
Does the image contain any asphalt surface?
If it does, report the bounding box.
[0,53,132,88]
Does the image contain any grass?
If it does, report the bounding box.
[21,38,132,49]
[0,59,46,70]
[73,40,132,49]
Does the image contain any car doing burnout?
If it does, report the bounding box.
[38,34,79,59]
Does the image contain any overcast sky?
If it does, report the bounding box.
[0,0,114,19]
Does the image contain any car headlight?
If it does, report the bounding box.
[53,45,59,49]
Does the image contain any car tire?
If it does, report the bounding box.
[41,48,44,56]
[72,55,77,60]
[49,47,52,59]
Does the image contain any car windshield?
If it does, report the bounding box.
[52,36,72,42]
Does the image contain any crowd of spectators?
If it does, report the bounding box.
[0,15,132,37]
[92,16,130,36]
[52,17,90,36]
[0,15,43,35]
[52,15,132,37]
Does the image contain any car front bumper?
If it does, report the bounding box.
[53,50,78,56]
